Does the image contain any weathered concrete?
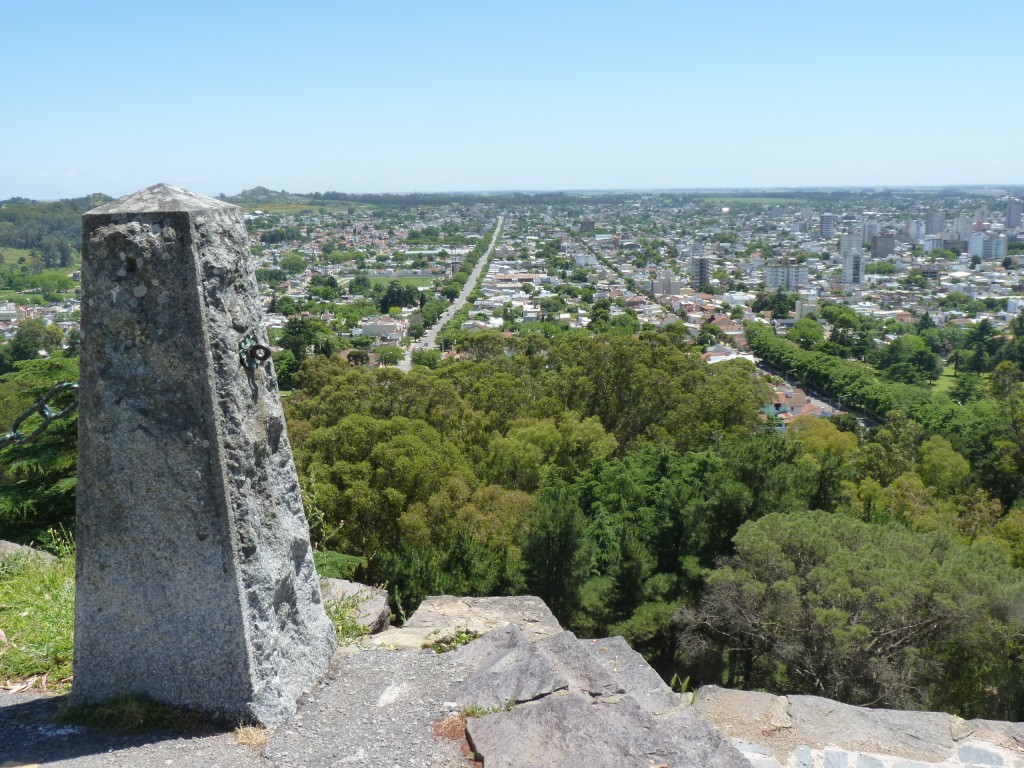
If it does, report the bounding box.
[74,184,335,724]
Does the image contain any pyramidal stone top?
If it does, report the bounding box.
[86,183,238,216]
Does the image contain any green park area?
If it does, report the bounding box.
[0,247,79,304]
[367,276,435,290]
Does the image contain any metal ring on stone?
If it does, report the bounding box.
[239,334,272,369]
[248,344,272,364]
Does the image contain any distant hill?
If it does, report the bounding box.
[0,194,114,251]
[225,188,647,209]
[229,186,298,205]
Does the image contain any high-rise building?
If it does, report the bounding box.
[650,270,684,295]
[969,232,1008,261]
[764,259,809,291]
[986,234,1008,262]
[862,217,881,245]
[840,230,862,256]
[689,243,714,289]
[926,210,945,235]
[873,232,897,259]
[843,251,866,286]
[955,214,975,240]
[1008,200,1023,229]
[819,213,836,238]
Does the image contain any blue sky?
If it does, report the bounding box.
[2,0,1021,199]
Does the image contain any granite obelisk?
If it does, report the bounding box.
[73,184,335,724]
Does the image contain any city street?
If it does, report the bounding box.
[398,215,504,371]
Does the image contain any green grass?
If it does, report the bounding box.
[0,552,75,689]
[933,364,958,395]
[932,364,988,395]
[0,253,80,303]
[367,276,435,289]
[431,629,480,653]
[0,247,34,265]
[324,592,372,642]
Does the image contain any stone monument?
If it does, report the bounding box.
[73,184,336,724]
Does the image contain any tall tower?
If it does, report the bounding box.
[819,213,836,238]
[844,251,866,286]
[1008,200,1023,229]
[688,241,714,289]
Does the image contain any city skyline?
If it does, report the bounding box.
[3,0,1023,200]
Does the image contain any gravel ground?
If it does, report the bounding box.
[266,647,472,768]
[0,647,475,768]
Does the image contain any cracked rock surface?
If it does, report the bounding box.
[0,596,748,767]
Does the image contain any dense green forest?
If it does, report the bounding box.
[0,195,109,253]
[4,311,1024,720]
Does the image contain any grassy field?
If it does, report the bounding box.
[933,364,958,395]
[0,246,34,265]
[932,364,988,396]
[0,251,80,304]
[367,276,435,289]
[240,201,361,214]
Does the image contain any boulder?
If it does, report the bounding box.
[692,685,994,766]
[367,594,562,649]
[454,625,569,710]
[577,635,681,714]
[454,626,636,709]
[320,578,390,635]
[0,540,55,564]
[466,692,752,768]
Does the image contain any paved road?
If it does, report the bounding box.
[398,215,504,371]
[755,359,877,428]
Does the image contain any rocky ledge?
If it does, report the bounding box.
[1,592,1023,767]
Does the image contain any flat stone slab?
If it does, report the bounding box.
[968,720,1024,754]
[264,647,471,768]
[367,595,562,649]
[578,635,681,715]
[466,692,752,768]
[453,625,634,711]
[453,625,569,709]
[320,578,390,635]
[692,686,1023,768]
